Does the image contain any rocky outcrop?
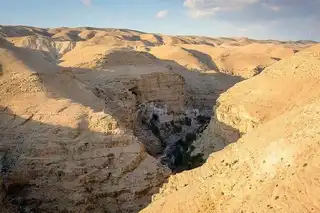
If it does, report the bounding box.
[141,44,320,213]
[193,44,320,157]
[75,66,186,128]
[133,72,185,112]
[74,66,192,163]
[1,25,319,213]
[0,104,170,213]
[0,47,171,213]
[8,35,76,62]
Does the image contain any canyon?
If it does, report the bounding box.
[0,25,319,213]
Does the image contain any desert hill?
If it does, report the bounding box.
[1,25,315,78]
[0,32,172,212]
[0,25,319,213]
[141,44,320,213]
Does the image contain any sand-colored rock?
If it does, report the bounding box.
[0,25,318,213]
[182,43,297,78]
[1,25,314,79]
[0,37,170,213]
[7,35,76,61]
[139,34,163,46]
[141,44,320,213]
[150,45,215,71]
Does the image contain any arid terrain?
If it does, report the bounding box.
[0,25,319,213]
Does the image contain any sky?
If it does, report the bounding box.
[0,0,319,41]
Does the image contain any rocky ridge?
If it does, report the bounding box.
[0,25,318,213]
[141,44,320,213]
[0,37,172,213]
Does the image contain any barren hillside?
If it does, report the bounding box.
[1,25,314,78]
[0,25,318,213]
[142,44,320,213]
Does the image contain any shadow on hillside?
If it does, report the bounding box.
[5,42,244,151]
[182,47,220,71]
[5,42,243,121]
[1,44,244,212]
[163,60,243,112]
[208,120,242,153]
[0,106,170,213]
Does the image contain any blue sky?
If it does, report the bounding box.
[1,0,319,41]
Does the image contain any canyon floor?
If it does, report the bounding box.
[0,25,319,213]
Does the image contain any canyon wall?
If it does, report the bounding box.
[142,44,320,213]
[1,26,318,213]
[134,72,185,112]
[0,43,172,213]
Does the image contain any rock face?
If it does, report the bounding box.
[0,107,170,213]
[193,44,320,157]
[71,65,186,128]
[0,25,318,213]
[1,25,314,79]
[8,35,76,62]
[0,41,170,213]
[134,72,185,112]
[141,45,320,213]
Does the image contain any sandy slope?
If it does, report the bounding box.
[0,25,319,213]
[1,25,314,78]
[0,34,170,213]
[181,43,296,77]
[141,44,320,213]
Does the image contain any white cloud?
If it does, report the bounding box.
[156,10,169,19]
[81,0,92,6]
[184,0,259,18]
